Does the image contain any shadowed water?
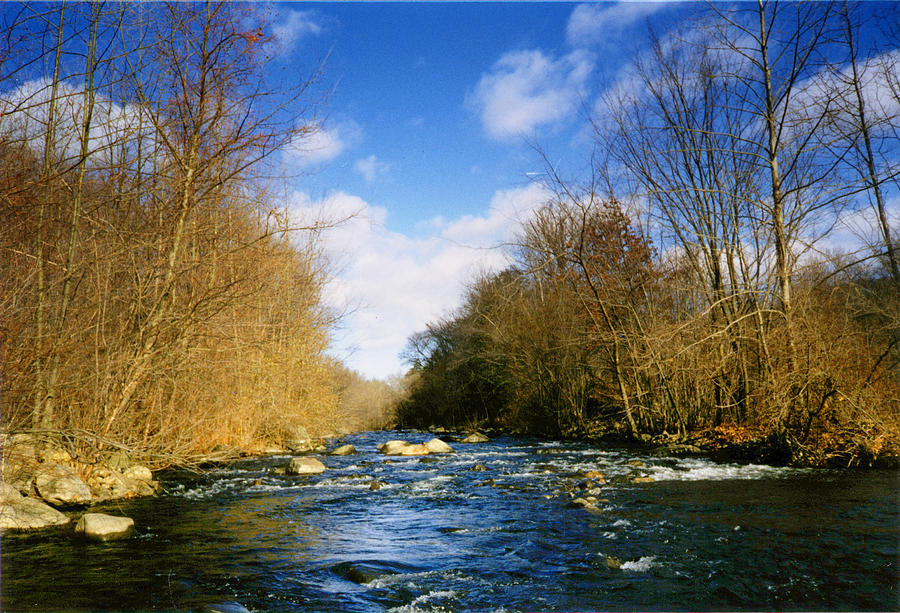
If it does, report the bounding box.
[2,431,898,612]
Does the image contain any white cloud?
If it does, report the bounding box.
[566,2,670,47]
[284,124,346,167]
[440,182,551,245]
[467,49,593,141]
[0,78,163,173]
[269,10,322,54]
[354,154,390,183]
[288,183,552,379]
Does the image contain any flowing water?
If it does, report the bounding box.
[2,431,898,612]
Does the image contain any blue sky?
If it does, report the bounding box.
[272,2,696,379]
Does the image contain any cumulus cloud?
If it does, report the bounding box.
[288,183,552,379]
[354,154,391,183]
[566,2,670,47]
[467,49,593,141]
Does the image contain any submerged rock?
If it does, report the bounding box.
[286,457,326,475]
[330,444,356,456]
[424,438,454,454]
[34,463,92,506]
[75,512,134,541]
[460,432,490,444]
[568,497,603,514]
[205,603,251,613]
[650,443,703,457]
[0,484,71,531]
[469,464,488,472]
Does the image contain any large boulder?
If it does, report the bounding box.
[424,438,454,454]
[378,441,430,456]
[397,443,430,456]
[34,463,92,506]
[330,444,356,456]
[0,493,72,531]
[378,440,412,455]
[286,457,326,475]
[75,513,134,541]
[460,432,490,444]
[282,424,312,453]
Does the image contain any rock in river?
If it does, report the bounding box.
[330,444,356,456]
[378,440,411,455]
[205,603,251,613]
[378,441,431,456]
[397,443,430,456]
[286,457,326,475]
[460,432,490,444]
[424,438,454,454]
[75,512,134,541]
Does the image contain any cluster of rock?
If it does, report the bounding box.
[278,432,491,479]
[376,432,488,456]
[377,438,455,456]
[1,433,157,534]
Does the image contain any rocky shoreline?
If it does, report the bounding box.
[0,433,160,535]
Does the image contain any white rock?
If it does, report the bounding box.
[330,444,356,456]
[286,457,326,475]
[34,463,92,506]
[75,513,134,541]
[397,443,430,456]
[1,482,23,504]
[379,440,431,456]
[424,438,454,454]
[0,496,71,530]
[379,440,412,455]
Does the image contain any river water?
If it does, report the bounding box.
[2,431,898,612]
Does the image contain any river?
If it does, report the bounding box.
[2,431,898,612]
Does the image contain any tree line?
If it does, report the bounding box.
[0,2,394,465]
[397,1,899,466]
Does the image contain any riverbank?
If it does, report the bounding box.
[436,421,900,469]
[0,425,342,532]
